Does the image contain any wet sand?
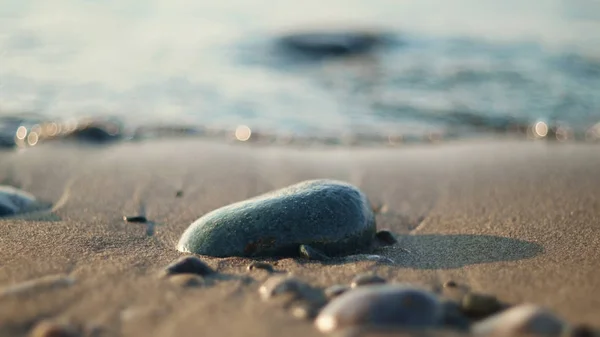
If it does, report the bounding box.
[0,139,599,336]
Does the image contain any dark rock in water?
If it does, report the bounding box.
[161,256,214,277]
[247,261,275,273]
[325,285,350,300]
[299,244,330,261]
[315,284,444,333]
[274,30,393,59]
[0,185,46,217]
[350,274,387,288]
[460,292,503,319]
[177,180,376,258]
[472,304,567,337]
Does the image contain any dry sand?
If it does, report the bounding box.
[0,139,599,336]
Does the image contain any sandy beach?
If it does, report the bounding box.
[0,139,599,336]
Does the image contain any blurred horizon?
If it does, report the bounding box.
[1,0,600,144]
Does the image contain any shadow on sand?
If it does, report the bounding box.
[375,234,544,269]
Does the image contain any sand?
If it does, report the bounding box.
[0,139,599,336]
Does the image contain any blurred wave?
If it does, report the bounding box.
[1,0,600,147]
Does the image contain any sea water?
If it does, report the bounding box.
[1,0,600,144]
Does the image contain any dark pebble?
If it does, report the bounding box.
[460,292,503,318]
[441,300,470,331]
[350,274,387,288]
[177,180,376,258]
[325,285,350,300]
[161,256,214,277]
[175,190,184,198]
[291,302,322,320]
[443,280,458,288]
[168,274,205,287]
[299,244,330,261]
[29,321,79,337]
[472,304,567,336]
[374,230,397,245]
[123,215,147,223]
[315,284,444,333]
[0,185,43,217]
[247,262,274,273]
[571,325,597,337]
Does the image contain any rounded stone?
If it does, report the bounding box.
[325,285,350,300]
[29,320,78,337]
[472,304,567,337]
[161,256,214,277]
[247,262,275,273]
[350,274,387,288]
[460,292,503,318]
[177,180,376,257]
[168,274,205,287]
[0,185,44,217]
[259,275,323,303]
[315,284,444,333]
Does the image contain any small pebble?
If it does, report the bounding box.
[123,215,147,223]
[259,275,325,305]
[299,244,330,261]
[291,302,321,320]
[571,325,596,337]
[29,320,78,337]
[350,274,386,288]
[472,304,567,337]
[441,300,471,331]
[0,274,75,297]
[374,230,397,245]
[443,280,458,288]
[175,190,184,198]
[325,285,350,300]
[168,274,205,287]
[247,262,275,273]
[460,292,503,318]
[161,256,214,277]
[0,185,46,217]
[315,284,444,333]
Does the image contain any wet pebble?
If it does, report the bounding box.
[29,320,79,337]
[0,185,46,217]
[325,285,350,300]
[247,261,275,273]
[315,284,444,333]
[161,256,214,277]
[460,292,503,319]
[472,304,567,337]
[168,274,205,287]
[350,274,386,288]
[177,180,376,258]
